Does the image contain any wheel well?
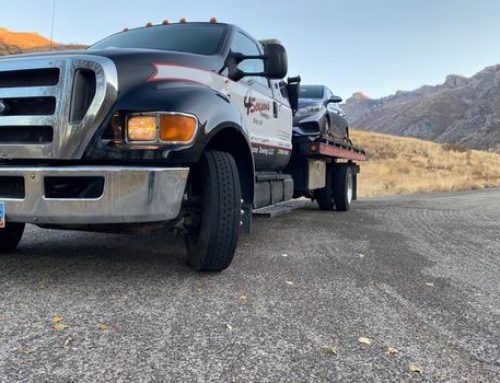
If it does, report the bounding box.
[205,128,255,206]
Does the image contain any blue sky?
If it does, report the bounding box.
[3,0,500,99]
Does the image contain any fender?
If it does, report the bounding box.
[84,80,251,163]
[201,122,256,205]
[83,80,256,204]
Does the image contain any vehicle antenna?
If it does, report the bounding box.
[49,0,56,51]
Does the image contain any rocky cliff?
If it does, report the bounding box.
[343,66,500,152]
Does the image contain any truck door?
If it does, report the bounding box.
[270,79,293,168]
[228,32,292,170]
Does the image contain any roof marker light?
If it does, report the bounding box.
[162,19,169,25]
[146,22,153,27]
[209,17,217,23]
[123,27,129,32]
[179,17,187,23]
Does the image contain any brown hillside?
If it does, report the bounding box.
[0,27,55,50]
[0,27,86,56]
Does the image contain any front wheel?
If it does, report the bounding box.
[0,222,25,253]
[184,151,242,272]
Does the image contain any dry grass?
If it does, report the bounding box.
[351,129,500,198]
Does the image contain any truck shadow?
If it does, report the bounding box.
[0,226,196,281]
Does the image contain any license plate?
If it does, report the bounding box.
[0,202,4,229]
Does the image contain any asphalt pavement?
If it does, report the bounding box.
[0,189,499,382]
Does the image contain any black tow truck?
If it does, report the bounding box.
[0,20,367,271]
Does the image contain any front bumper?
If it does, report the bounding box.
[293,112,325,128]
[0,166,189,225]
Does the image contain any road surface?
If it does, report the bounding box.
[0,189,499,382]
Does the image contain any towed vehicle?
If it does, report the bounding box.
[0,20,367,271]
[294,84,349,141]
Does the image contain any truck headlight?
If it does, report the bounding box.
[127,116,157,141]
[297,105,322,116]
[126,113,198,144]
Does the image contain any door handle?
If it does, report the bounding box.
[273,101,279,118]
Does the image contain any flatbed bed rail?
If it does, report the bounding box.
[294,137,369,162]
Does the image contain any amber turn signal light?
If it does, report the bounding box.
[127,116,157,141]
[159,114,197,143]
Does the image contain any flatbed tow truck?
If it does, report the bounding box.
[0,20,367,271]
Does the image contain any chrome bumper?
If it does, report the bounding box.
[0,166,189,224]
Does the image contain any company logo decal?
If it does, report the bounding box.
[244,92,271,116]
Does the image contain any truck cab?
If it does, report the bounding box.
[0,21,298,269]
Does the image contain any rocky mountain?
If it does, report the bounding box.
[343,66,500,153]
[0,27,85,56]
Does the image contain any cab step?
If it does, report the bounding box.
[252,199,308,218]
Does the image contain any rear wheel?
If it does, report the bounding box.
[0,223,25,253]
[184,151,241,271]
[333,165,354,211]
[314,164,355,211]
[314,166,335,211]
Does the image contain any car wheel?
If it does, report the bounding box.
[323,117,331,138]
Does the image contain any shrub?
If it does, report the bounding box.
[442,143,469,153]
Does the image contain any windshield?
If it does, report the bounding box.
[300,85,324,99]
[89,23,228,55]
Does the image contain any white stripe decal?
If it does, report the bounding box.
[151,64,227,90]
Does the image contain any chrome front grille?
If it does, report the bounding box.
[0,67,60,88]
[0,55,118,159]
[1,96,56,116]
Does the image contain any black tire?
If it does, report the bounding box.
[0,222,25,253]
[314,166,335,211]
[185,151,241,271]
[333,165,354,212]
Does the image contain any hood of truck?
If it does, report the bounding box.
[0,49,229,160]
[1,48,226,93]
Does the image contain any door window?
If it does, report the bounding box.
[231,32,270,90]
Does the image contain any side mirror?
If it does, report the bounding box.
[263,43,288,79]
[286,75,301,113]
[230,43,288,81]
[326,95,343,104]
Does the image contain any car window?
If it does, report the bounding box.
[300,85,324,99]
[231,32,270,89]
[270,80,290,105]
